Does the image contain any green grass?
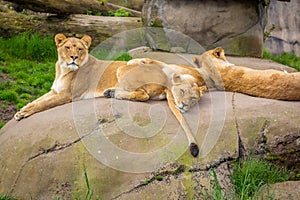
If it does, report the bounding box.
[0,195,16,200]
[263,49,300,71]
[201,158,289,200]
[231,158,289,200]
[0,33,57,62]
[91,49,132,61]
[0,33,57,110]
[108,8,131,17]
[0,122,4,129]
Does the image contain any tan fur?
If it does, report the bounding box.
[194,47,300,100]
[110,58,207,156]
[14,34,127,120]
[14,34,207,157]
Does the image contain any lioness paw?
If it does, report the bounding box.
[14,111,26,121]
[104,89,115,98]
[127,58,152,66]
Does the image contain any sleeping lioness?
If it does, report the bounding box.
[14,34,207,157]
[193,47,300,100]
[104,58,207,156]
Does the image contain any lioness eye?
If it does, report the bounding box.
[65,46,70,51]
[78,48,83,52]
[180,89,184,96]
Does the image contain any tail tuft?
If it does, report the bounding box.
[190,143,199,157]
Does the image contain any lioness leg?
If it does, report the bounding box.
[104,88,150,101]
[14,91,71,120]
[166,89,199,157]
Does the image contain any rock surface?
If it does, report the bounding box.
[1,53,299,198]
[0,11,142,45]
[142,0,267,57]
[258,181,300,199]
[265,0,300,56]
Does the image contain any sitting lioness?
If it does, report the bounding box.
[193,47,300,100]
[104,58,208,156]
[14,34,207,157]
[14,34,126,120]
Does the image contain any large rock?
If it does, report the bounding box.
[265,0,300,56]
[6,0,108,15]
[1,89,299,198]
[1,54,299,199]
[142,0,267,57]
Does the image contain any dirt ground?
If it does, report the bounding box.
[0,73,17,124]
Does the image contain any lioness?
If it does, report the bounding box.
[14,34,207,157]
[193,47,300,100]
[104,59,208,156]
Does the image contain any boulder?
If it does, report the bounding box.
[1,90,299,199]
[1,53,299,199]
[142,0,267,57]
[265,0,300,56]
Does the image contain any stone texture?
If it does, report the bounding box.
[131,51,297,72]
[0,11,142,46]
[142,0,267,57]
[265,0,300,56]
[258,181,300,199]
[6,0,108,15]
[1,91,299,199]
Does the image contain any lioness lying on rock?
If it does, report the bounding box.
[103,58,208,156]
[193,47,300,100]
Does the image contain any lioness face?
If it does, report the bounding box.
[54,34,92,71]
[194,47,234,69]
[170,74,204,113]
[171,83,201,113]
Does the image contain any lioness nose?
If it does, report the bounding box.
[182,102,188,107]
[71,55,78,60]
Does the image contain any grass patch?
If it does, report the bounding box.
[108,8,131,17]
[263,49,300,71]
[0,122,5,129]
[201,158,289,200]
[0,33,57,110]
[0,195,16,200]
[232,158,289,200]
[0,33,57,62]
[91,49,132,61]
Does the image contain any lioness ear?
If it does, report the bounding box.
[213,47,224,58]
[81,35,92,49]
[171,73,182,85]
[55,34,67,47]
[193,56,201,68]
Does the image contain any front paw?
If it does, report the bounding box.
[14,103,35,121]
[14,111,26,121]
[103,89,115,98]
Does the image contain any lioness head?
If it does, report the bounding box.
[54,34,92,71]
[193,47,234,89]
[171,73,206,113]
